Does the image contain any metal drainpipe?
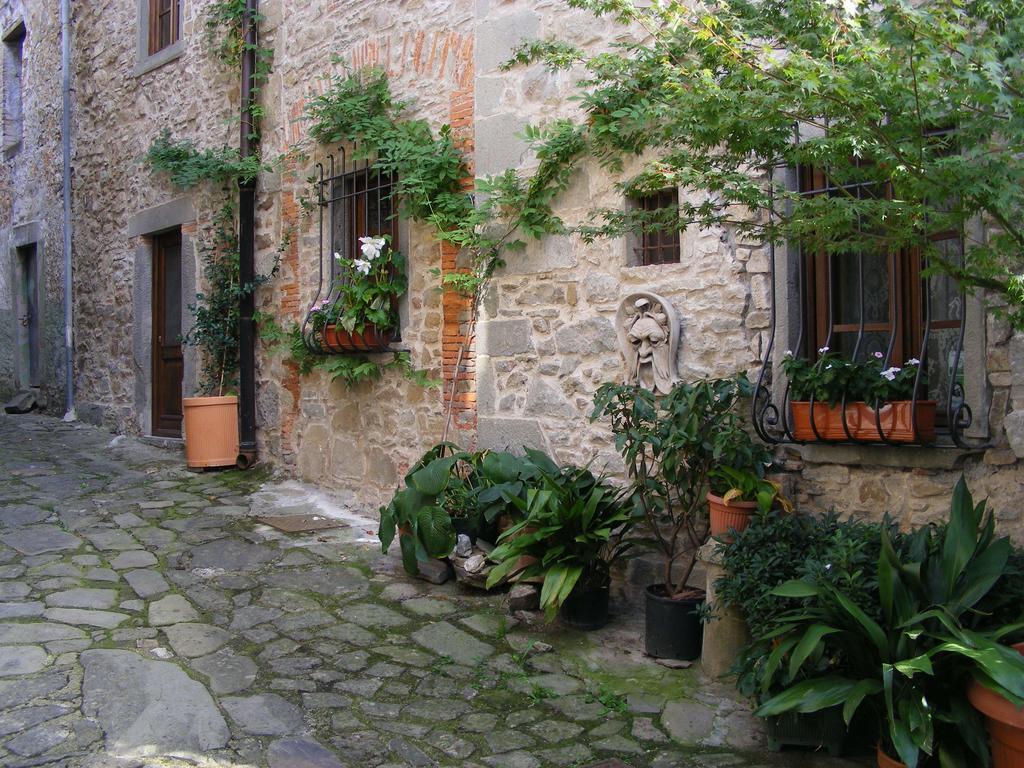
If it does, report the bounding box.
[236,0,258,468]
[60,0,75,422]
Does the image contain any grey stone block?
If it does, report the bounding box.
[477,417,549,454]
[476,10,541,73]
[475,114,529,177]
[479,318,535,357]
[499,235,578,275]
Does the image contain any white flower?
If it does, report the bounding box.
[359,236,386,260]
[881,366,901,381]
[352,258,372,275]
[784,350,793,357]
[818,345,830,354]
[906,358,920,366]
[333,251,343,263]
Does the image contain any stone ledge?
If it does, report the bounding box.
[794,443,983,470]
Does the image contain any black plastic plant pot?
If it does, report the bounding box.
[644,585,704,660]
[559,584,610,631]
[767,707,847,756]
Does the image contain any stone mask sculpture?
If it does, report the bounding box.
[615,292,680,395]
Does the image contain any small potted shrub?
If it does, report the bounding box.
[182,206,269,469]
[720,509,890,755]
[707,466,791,541]
[485,456,637,630]
[592,374,770,659]
[309,235,406,353]
[781,349,935,443]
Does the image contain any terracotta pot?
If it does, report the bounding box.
[790,401,862,441]
[876,744,906,768]
[854,401,937,443]
[182,395,239,469]
[708,492,757,542]
[321,323,393,353]
[968,642,1024,768]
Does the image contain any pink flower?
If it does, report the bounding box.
[873,351,884,359]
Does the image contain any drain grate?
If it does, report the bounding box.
[255,514,344,533]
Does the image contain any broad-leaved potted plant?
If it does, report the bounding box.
[752,479,1024,768]
[707,465,791,542]
[485,457,638,630]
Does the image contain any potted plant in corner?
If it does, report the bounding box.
[707,465,791,542]
[308,235,406,353]
[181,205,267,469]
[592,373,770,660]
[753,479,1024,768]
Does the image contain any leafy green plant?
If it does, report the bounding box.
[708,466,791,514]
[377,444,543,576]
[510,0,1024,327]
[752,479,1024,767]
[146,131,267,189]
[485,459,637,616]
[304,68,588,439]
[782,350,925,405]
[591,374,770,597]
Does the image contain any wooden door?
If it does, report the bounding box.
[16,244,40,388]
[152,230,183,437]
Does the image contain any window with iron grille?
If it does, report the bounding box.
[330,167,399,281]
[798,161,964,421]
[148,0,181,56]
[633,189,681,266]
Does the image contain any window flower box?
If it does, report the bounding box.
[790,400,936,443]
[321,322,393,353]
[784,349,935,444]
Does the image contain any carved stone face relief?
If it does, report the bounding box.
[615,292,680,395]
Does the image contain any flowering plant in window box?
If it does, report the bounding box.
[308,235,407,353]
[781,348,935,443]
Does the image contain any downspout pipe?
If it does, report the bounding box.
[236,0,258,468]
[60,0,75,422]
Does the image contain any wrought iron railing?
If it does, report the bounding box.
[301,149,399,355]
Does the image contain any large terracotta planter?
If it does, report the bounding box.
[708,492,757,542]
[968,642,1024,768]
[791,400,936,443]
[790,401,862,441]
[876,745,906,768]
[321,323,393,353]
[182,395,239,469]
[855,400,937,443]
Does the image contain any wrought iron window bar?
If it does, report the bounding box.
[301,149,399,355]
[752,149,990,450]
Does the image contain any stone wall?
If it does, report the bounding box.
[250,0,476,505]
[69,0,236,432]
[0,0,68,411]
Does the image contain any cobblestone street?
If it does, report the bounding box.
[0,414,864,768]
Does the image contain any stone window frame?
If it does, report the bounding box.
[129,198,197,439]
[625,188,683,267]
[770,163,991,461]
[2,19,26,159]
[134,0,184,77]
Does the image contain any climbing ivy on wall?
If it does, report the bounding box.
[303,68,587,428]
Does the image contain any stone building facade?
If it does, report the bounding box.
[3,0,1023,550]
[0,0,68,411]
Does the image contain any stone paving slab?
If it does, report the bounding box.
[0,414,869,768]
